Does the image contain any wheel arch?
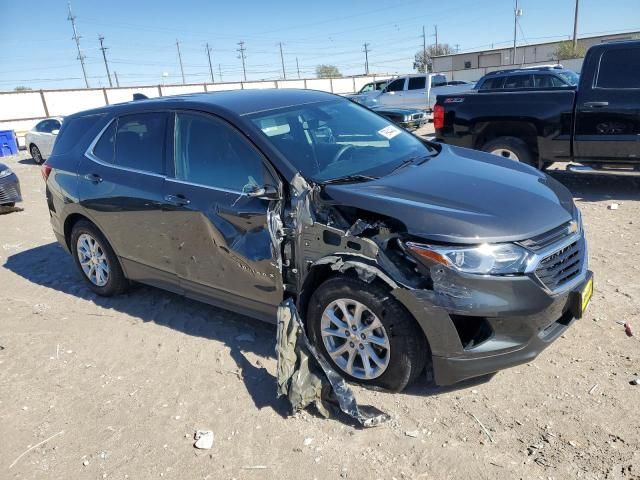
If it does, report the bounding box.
[473,120,539,159]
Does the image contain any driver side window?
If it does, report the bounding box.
[385,78,405,92]
[174,112,270,192]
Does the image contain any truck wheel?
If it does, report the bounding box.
[307,276,428,392]
[70,220,129,296]
[482,137,535,167]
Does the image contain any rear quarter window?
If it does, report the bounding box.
[51,114,104,156]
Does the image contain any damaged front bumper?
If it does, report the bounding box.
[393,268,593,386]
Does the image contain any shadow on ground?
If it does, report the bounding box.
[548,169,640,202]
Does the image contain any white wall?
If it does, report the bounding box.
[0,75,384,144]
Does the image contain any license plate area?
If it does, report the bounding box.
[569,271,593,319]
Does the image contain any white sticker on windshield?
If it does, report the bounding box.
[377,125,401,140]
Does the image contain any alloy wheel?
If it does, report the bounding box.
[489,148,520,161]
[31,145,42,164]
[320,298,390,379]
[76,233,110,287]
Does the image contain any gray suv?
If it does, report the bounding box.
[42,89,592,392]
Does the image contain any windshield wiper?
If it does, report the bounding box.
[320,174,378,185]
[389,154,432,174]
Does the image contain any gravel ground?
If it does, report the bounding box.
[1,149,639,480]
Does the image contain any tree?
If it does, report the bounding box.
[14,86,32,91]
[413,43,455,73]
[316,64,342,78]
[553,41,586,61]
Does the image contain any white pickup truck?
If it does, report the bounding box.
[354,73,474,112]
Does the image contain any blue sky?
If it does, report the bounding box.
[1,0,638,90]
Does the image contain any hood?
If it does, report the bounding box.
[324,144,575,244]
[371,106,424,115]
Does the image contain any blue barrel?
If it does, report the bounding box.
[0,130,19,157]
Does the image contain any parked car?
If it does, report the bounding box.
[25,117,63,164]
[446,80,473,86]
[435,40,640,170]
[360,73,474,112]
[43,89,592,392]
[474,65,579,91]
[0,162,22,207]
[346,78,391,105]
[370,105,427,130]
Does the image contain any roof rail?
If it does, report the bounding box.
[485,65,564,76]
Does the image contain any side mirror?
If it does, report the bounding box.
[51,129,60,135]
[246,184,280,201]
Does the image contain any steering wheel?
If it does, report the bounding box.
[330,144,355,165]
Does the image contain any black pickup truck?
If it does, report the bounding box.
[434,40,640,170]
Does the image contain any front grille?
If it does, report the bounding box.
[0,185,19,203]
[411,113,425,120]
[535,240,582,290]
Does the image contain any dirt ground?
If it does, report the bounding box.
[1,146,639,480]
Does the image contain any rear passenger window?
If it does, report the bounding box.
[408,77,426,90]
[52,114,104,155]
[533,75,565,88]
[596,47,640,88]
[93,121,116,163]
[503,75,533,89]
[114,113,167,174]
[174,112,268,192]
[479,76,505,90]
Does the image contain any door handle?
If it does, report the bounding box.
[84,173,102,183]
[583,101,609,108]
[164,194,190,206]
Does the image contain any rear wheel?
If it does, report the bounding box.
[70,220,128,296]
[307,276,428,392]
[481,136,535,167]
[30,144,43,165]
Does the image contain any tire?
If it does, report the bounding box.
[70,220,128,296]
[30,144,43,165]
[307,276,428,392]
[481,136,535,167]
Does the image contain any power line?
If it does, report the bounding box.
[67,1,89,88]
[237,41,247,81]
[176,39,185,84]
[206,43,215,83]
[98,35,113,87]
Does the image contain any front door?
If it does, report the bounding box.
[574,44,640,164]
[378,78,407,107]
[164,111,284,321]
[404,76,428,109]
[77,112,177,290]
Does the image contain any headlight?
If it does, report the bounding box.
[0,168,13,179]
[406,241,532,275]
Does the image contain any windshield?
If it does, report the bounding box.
[556,71,579,86]
[249,100,435,183]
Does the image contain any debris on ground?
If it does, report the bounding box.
[608,203,620,210]
[194,430,214,449]
[303,437,314,446]
[630,378,639,386]
[616,321,633,337]
[404,430,420,438]
[275,299,390,428]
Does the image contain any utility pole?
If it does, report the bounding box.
[422,25,427,73]
[278,42,286,80]
[296,57,301,79]
[237,41,247,81]
[176,39,185,84]
[434,25,438,53]
[363,42,370,75]
[218,64,223,82]
[512,0,521,64]
[98,35,113,87]
[114,71,120,87]
[205,43,215,83]
[572,0,580,50]
[67,1,89,88]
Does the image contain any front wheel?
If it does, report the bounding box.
[307,276,428,392]
[70,220,129,296]
[481,136,536,167]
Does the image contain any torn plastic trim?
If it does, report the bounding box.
[310,255,398,289]
[276,298,390,427]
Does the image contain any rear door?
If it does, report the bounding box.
[378,78,406,107]
[574,44,640,163]
[403,76,428,109]
[164,111,284,320]
[78,112,177,290]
